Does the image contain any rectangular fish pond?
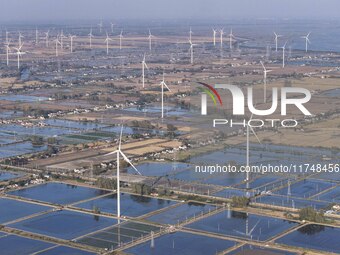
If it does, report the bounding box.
[186,210,298,241]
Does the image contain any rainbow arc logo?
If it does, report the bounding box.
[198,82,223,115]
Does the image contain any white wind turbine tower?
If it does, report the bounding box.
[88,29,94,49]
[59,30,66,50]
[35,27,39,45]
[13,43,25,69]
[104,32,113,55]
[141,54,149,88]
[98,20,103,33]
[159,73,171,119]
[104,126,141,220]
[219,28,224,49]
[274,32,282,52]
[54,36,61,56]
[212,28,217,46]
[5,30,9,44]
[189,39,197,64]
[18,32,24,47]
[44,30,49,47]
[282,41,288,68]
[260,61,272,103]
[69,34,77,53]
[118,30,123,50]
[301,32,311,53]
[229,28,235,50]
[189,27,193,42]
[245,114,262,189]
[5,42,11,66]
[110,22,114,33]
[148,29,154,51]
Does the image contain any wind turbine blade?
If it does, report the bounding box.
[163,82,171,91]
[120,151,142,175]
[249,126,262,145]
[249,220,261,235]
[104,150,119,157]
[260,61,265,70]
[144,62,149,69]
[233,230,246,236]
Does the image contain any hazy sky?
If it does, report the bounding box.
[0,0,339,22]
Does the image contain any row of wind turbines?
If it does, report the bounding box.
[3,26,311,69]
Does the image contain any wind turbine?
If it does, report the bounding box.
[98,20,103,33]
[104,126,141,219]
[44,30,49,47]
[88,29,94,49]
[282,41,287,68]
[35,27,39,45]
[234,215,261,240]
[69,34,77,53]
[301,32,311,52]
[274,32,282,52]
[189,39,197,64]
[148,29,154,51]
[160,73,171,119]
[212,28,217,46]
[189,27,193,41]
[141,54,149,88]
[5,30,9,44]
[13,43,25,69]
[104,32,113,55]
[118,30,123,50]
[54,36,61,56]
[229,28,235,50]
[18,32,24,48]
[60,30,66,50]
[219,28,224,49]
[110,22,114,33]
[260,61,272,103]
[5,41,11,66]
[245,114,262,188]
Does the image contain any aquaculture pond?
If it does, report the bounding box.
[276,224,340,254]
[227,244,298,254]
[0,234,54,255]
[0,124,75,137]
[316,186,340,203]
[254,195,330,210]
[186,210,298,241]
[0,171,23,181]
[37,246,96,255]
[9,210,118,240]
[145,202,217,224]
[74,193,177,217]
[235,174,284,190]
[44,119,108,130]
[0,141,47,158]
[0,110,23,119]
[77,221,160,250]
[0,198,52,224]
[273,179,335,198]
[8,182,110,205]
[123,231,237,255]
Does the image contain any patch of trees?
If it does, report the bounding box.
[298,207,326,223]
[231,196,250,208]
[96,177,117,190]
[131,183,152,196]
